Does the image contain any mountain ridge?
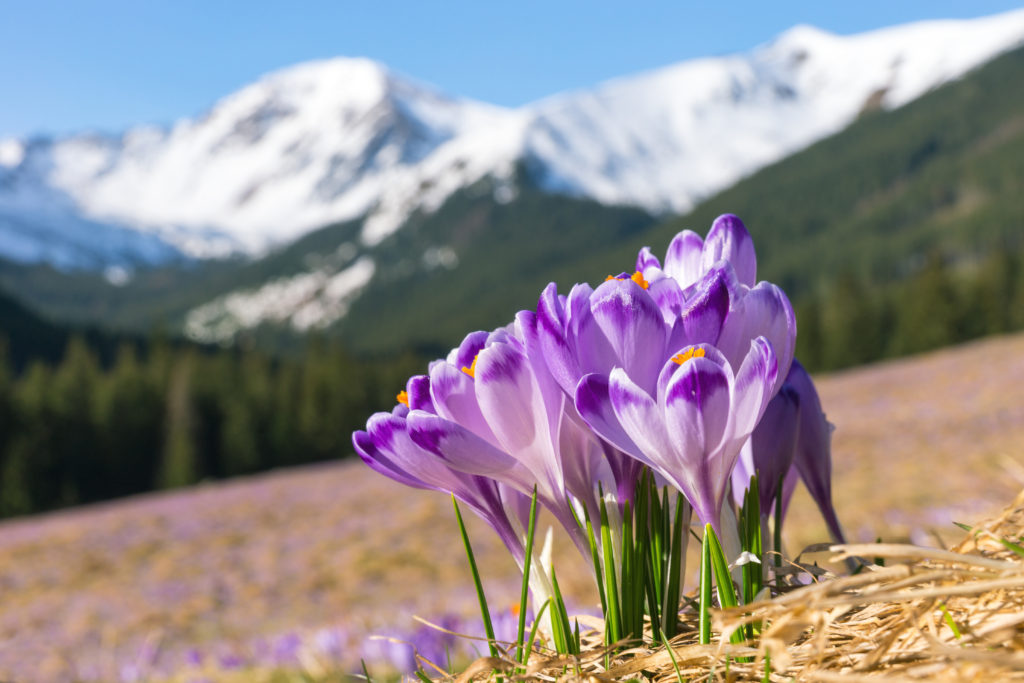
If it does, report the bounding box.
[3,8,1024,271]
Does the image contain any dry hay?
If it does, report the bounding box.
[448,488,1024,682]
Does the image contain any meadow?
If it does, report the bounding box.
[1,331,1021,682]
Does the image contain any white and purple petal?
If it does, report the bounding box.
[574,372,646,461]
[717,281,795,393]
[700,214,757,288]
[589,279,668,394]
[663,229,704,287]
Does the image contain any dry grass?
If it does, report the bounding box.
[453,488,1024,681]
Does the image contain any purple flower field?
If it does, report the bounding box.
[1,332,1022,681]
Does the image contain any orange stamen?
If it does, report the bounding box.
[604,270,650,289]
[671,347,706,365]
[396,390,409,406]
[462,354,479,379]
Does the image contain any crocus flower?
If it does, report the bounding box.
[731,383,801,517]
[536,235,795,406]
[731,361,846,543]
[405,313,613,555]
[576,338,779,542]
[636,213,757,291]
[353,376,530,565]
[786,360,846,544]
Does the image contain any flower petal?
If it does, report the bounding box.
[608,367,677,472]
[750,383,800,515]
[406,374,434,412]
[663,229,704,287]
[647,276,685,321]
[406,410,521,479]
[536,282,580,396]
[428,362,498,445]
[636,245,661,275]
[731,336,779,438]
[474,341,559,481]
[667,265,731,351]
[718,281,795,392]
[448,330,489,369]
[663,356,732,465]
[701,214,757,287]
[589,278,668,394]
[574,372,645,461]
[353,428,430,490]
[787,360,845,543]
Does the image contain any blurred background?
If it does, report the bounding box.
[1,1,1024,680]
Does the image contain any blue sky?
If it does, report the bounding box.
[1,0,1022,139]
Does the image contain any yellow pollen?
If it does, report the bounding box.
[630,270,650,290]
[396,390,409,406]
[604,270,650,290]
[671,347,706,365]
[462,354,479,379]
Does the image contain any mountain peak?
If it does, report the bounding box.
[3,11,1024,271]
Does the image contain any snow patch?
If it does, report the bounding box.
[184,256,375,342]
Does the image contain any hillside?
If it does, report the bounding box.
[0,330,1021,681]
[645,43,1024,295]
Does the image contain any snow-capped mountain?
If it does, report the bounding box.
[2,9,1024,272]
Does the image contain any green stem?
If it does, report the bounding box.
[452,496,497,658]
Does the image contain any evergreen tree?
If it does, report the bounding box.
[96,344,165,496]
[158,354,198,489]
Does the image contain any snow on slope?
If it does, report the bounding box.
[184,254,376,343]
[0,58,527,266]
[3,9,1024,273]
[522,9,1024,213]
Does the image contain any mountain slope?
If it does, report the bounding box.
[636,42,1024,296]
[2,9,1024,270]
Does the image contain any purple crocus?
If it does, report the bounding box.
[405,314,612,555]
[576,338,779,541]
[786,360,846,544]
[353,375,530,565]
[636,213,757,291]
[731,383,801,517]
[730,361,846,544]
[536,231,795,406]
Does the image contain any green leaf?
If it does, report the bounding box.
[706,524,746,646]
[600,493,622,646]
[523,598,551,665]
[515,486,539,664]
[551,567,577,654]
[939,602,962,640]
[662,493,686,641]
[453,496,498,658]
[583,504,608,619]
[661,629,686,683]
[955,521,1024,559]
[699,525,713,645]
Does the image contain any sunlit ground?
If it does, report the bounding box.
[1,333,1022,682]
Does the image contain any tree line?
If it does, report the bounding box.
[795,247,1024,371]
[0,338,427,517]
